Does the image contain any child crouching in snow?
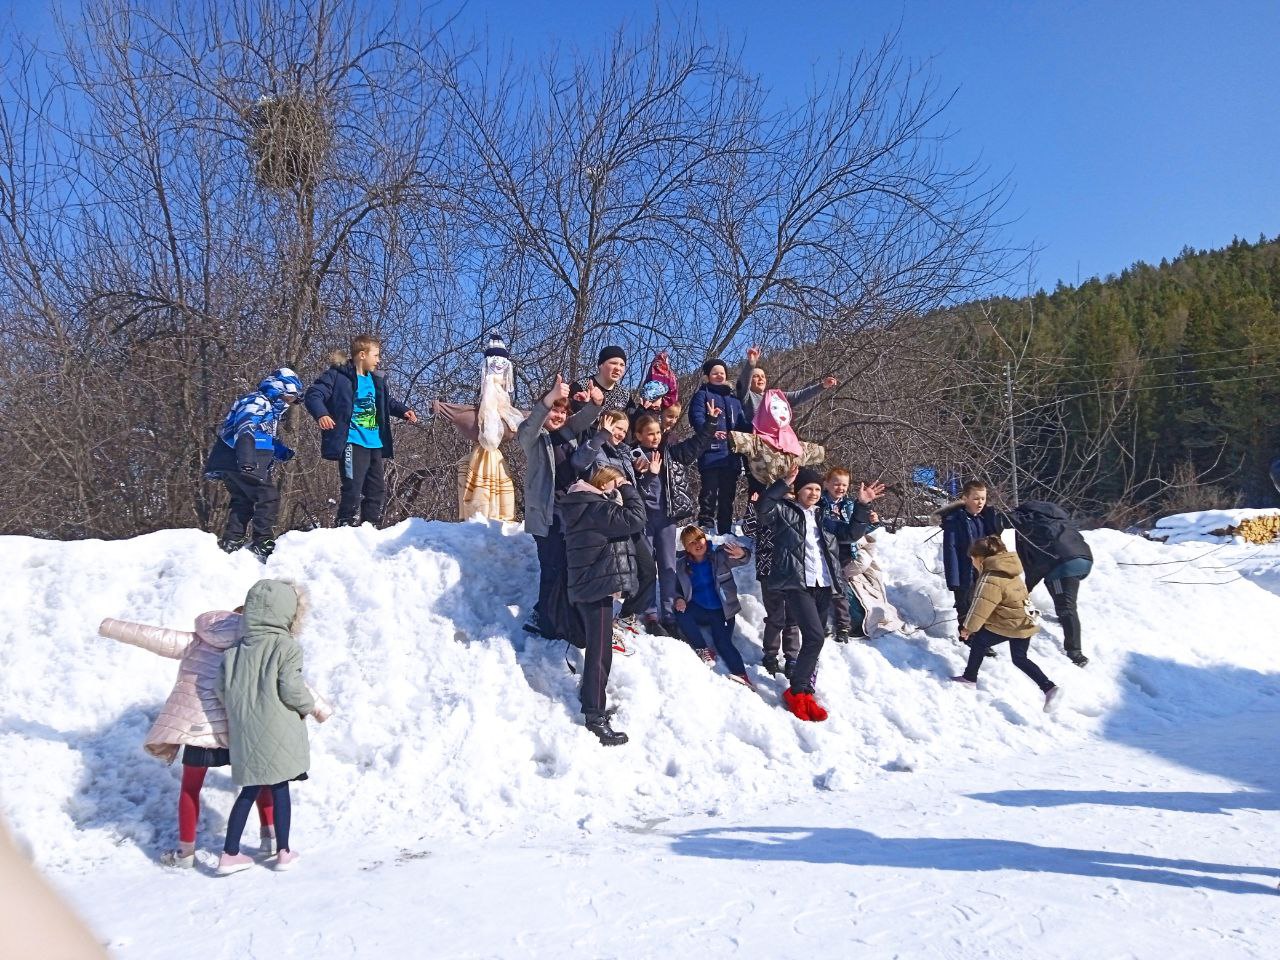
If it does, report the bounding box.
[952,536,1061,712]
[98,610,304,867]
[672,526,754,686]
[216,580,330,875]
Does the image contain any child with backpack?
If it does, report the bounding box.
[672,526,754,686]
[1008,500,1093,667]
[204,368,304,561]
[304,334,418,527]
[559,466,648,746]
[216,580,328,874]
[952,535,1061,712]
[97,609,328,867]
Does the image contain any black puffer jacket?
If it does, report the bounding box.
[756,479,846,591]
[571,431,638,485]
[633,418,717,521]
[1008,500,1092,585]
[560,481,648,604]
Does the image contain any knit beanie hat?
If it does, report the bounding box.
[793,467,823,496]
[598,345,627,366]
[702,357,727,378]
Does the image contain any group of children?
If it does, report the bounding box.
[91,336,1095,871]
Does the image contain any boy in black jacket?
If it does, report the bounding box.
[304,334,418,527]
[758,466,869,722]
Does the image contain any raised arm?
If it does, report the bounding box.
[98,618,195,660]
[786,382,825,410]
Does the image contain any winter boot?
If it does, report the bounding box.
[782,688,811,720]
[762,654,783,676]
[805,693,829,722]
[217,535,249,554]
[1068,651,1089,667]
[834,627,852,644]
[248,538,276,562]
[585,716,629,746]
[782,658,796,680]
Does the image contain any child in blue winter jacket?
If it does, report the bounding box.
[673,526,754,685]
[204,368,304,560]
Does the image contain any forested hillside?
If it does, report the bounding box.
[956,236,1280,517]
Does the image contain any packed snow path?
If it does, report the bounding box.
[1,517,1277,957]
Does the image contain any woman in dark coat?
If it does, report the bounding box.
[559,465,648,746]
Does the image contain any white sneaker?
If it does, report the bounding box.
[159,848,195,869]
[216,852,254,876]
[1044,685,1063,713]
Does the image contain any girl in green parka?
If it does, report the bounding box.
[216,579,330,875]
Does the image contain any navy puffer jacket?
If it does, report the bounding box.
[304,362,411,461]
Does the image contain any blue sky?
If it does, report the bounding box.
[7,0,1277,294]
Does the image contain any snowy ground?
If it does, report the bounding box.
[2,516,1278,957]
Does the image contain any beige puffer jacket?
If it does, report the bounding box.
[962,551,1039,639]
[99,612,333,764]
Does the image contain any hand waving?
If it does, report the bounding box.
[857,481,887,504]
[746,346,761,366]
[646,449,663,475]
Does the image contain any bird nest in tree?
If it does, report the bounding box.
[242,92,332,190]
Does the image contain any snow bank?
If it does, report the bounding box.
[2,519,1279,873]
[1150,508,1280,544]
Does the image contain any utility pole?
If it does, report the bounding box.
[1004,362,1019,505]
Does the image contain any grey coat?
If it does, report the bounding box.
[517,398,601,538]
[674,543,753,618]
[735,360,826,424]
[217,580,316,787]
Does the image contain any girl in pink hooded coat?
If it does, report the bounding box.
[98,610,331,867]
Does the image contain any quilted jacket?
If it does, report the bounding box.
[98,611,243,763]
[217,580,316,787]
[963,551,1039,639]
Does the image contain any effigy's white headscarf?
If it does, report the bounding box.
[476,334,522,451]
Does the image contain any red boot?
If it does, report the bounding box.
[782,688,812,721]
[805,695,829,722]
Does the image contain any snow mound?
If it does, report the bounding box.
[3,520,1280,872]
